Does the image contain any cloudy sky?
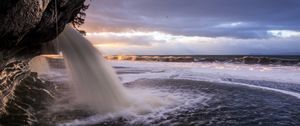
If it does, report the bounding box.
[81,0,300,55]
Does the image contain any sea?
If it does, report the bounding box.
[39,55,300,126]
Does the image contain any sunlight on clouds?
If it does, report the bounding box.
[215,22,246,28]
[86,30,300,55]
[268,30,300,38]
[86,31,213,45]
[94,44,121,48]
[86,31,219,55]
[86,31,169,39]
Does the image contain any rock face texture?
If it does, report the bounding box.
[0,60,56,125]
[0,0,85,58]
[0,0,85,125]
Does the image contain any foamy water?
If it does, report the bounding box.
[109,61,300,98]
[110,61,300,84]
[57,83,211,126]
[46,26,187,126]
[38,60,300,125]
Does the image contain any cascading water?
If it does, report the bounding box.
[57,26,130,113]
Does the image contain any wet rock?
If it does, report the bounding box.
[0,60,56,125]
[0,0,85,51]
[0,0,85,125]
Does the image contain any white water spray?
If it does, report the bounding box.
[57,26,130,113]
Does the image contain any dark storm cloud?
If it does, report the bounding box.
[84,0,300,38]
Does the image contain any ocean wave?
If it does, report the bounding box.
[105,55,300,66]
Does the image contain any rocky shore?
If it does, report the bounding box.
[0,0,85,125]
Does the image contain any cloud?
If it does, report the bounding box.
[86,31,300,55]
[83,0,300,38]
[81,0,300,55]
[86,31,169,46]
[268,30,300,38]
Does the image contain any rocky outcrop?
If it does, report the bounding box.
[0,0,85,51]
[0,60,56,125]
[0,0,85,68]
[0,0,85,125]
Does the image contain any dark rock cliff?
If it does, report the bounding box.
[0,0,85,125]
[0,0,85,59]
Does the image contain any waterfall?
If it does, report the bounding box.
[57,26,129,113]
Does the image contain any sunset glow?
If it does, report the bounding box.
[80,0,300,55]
